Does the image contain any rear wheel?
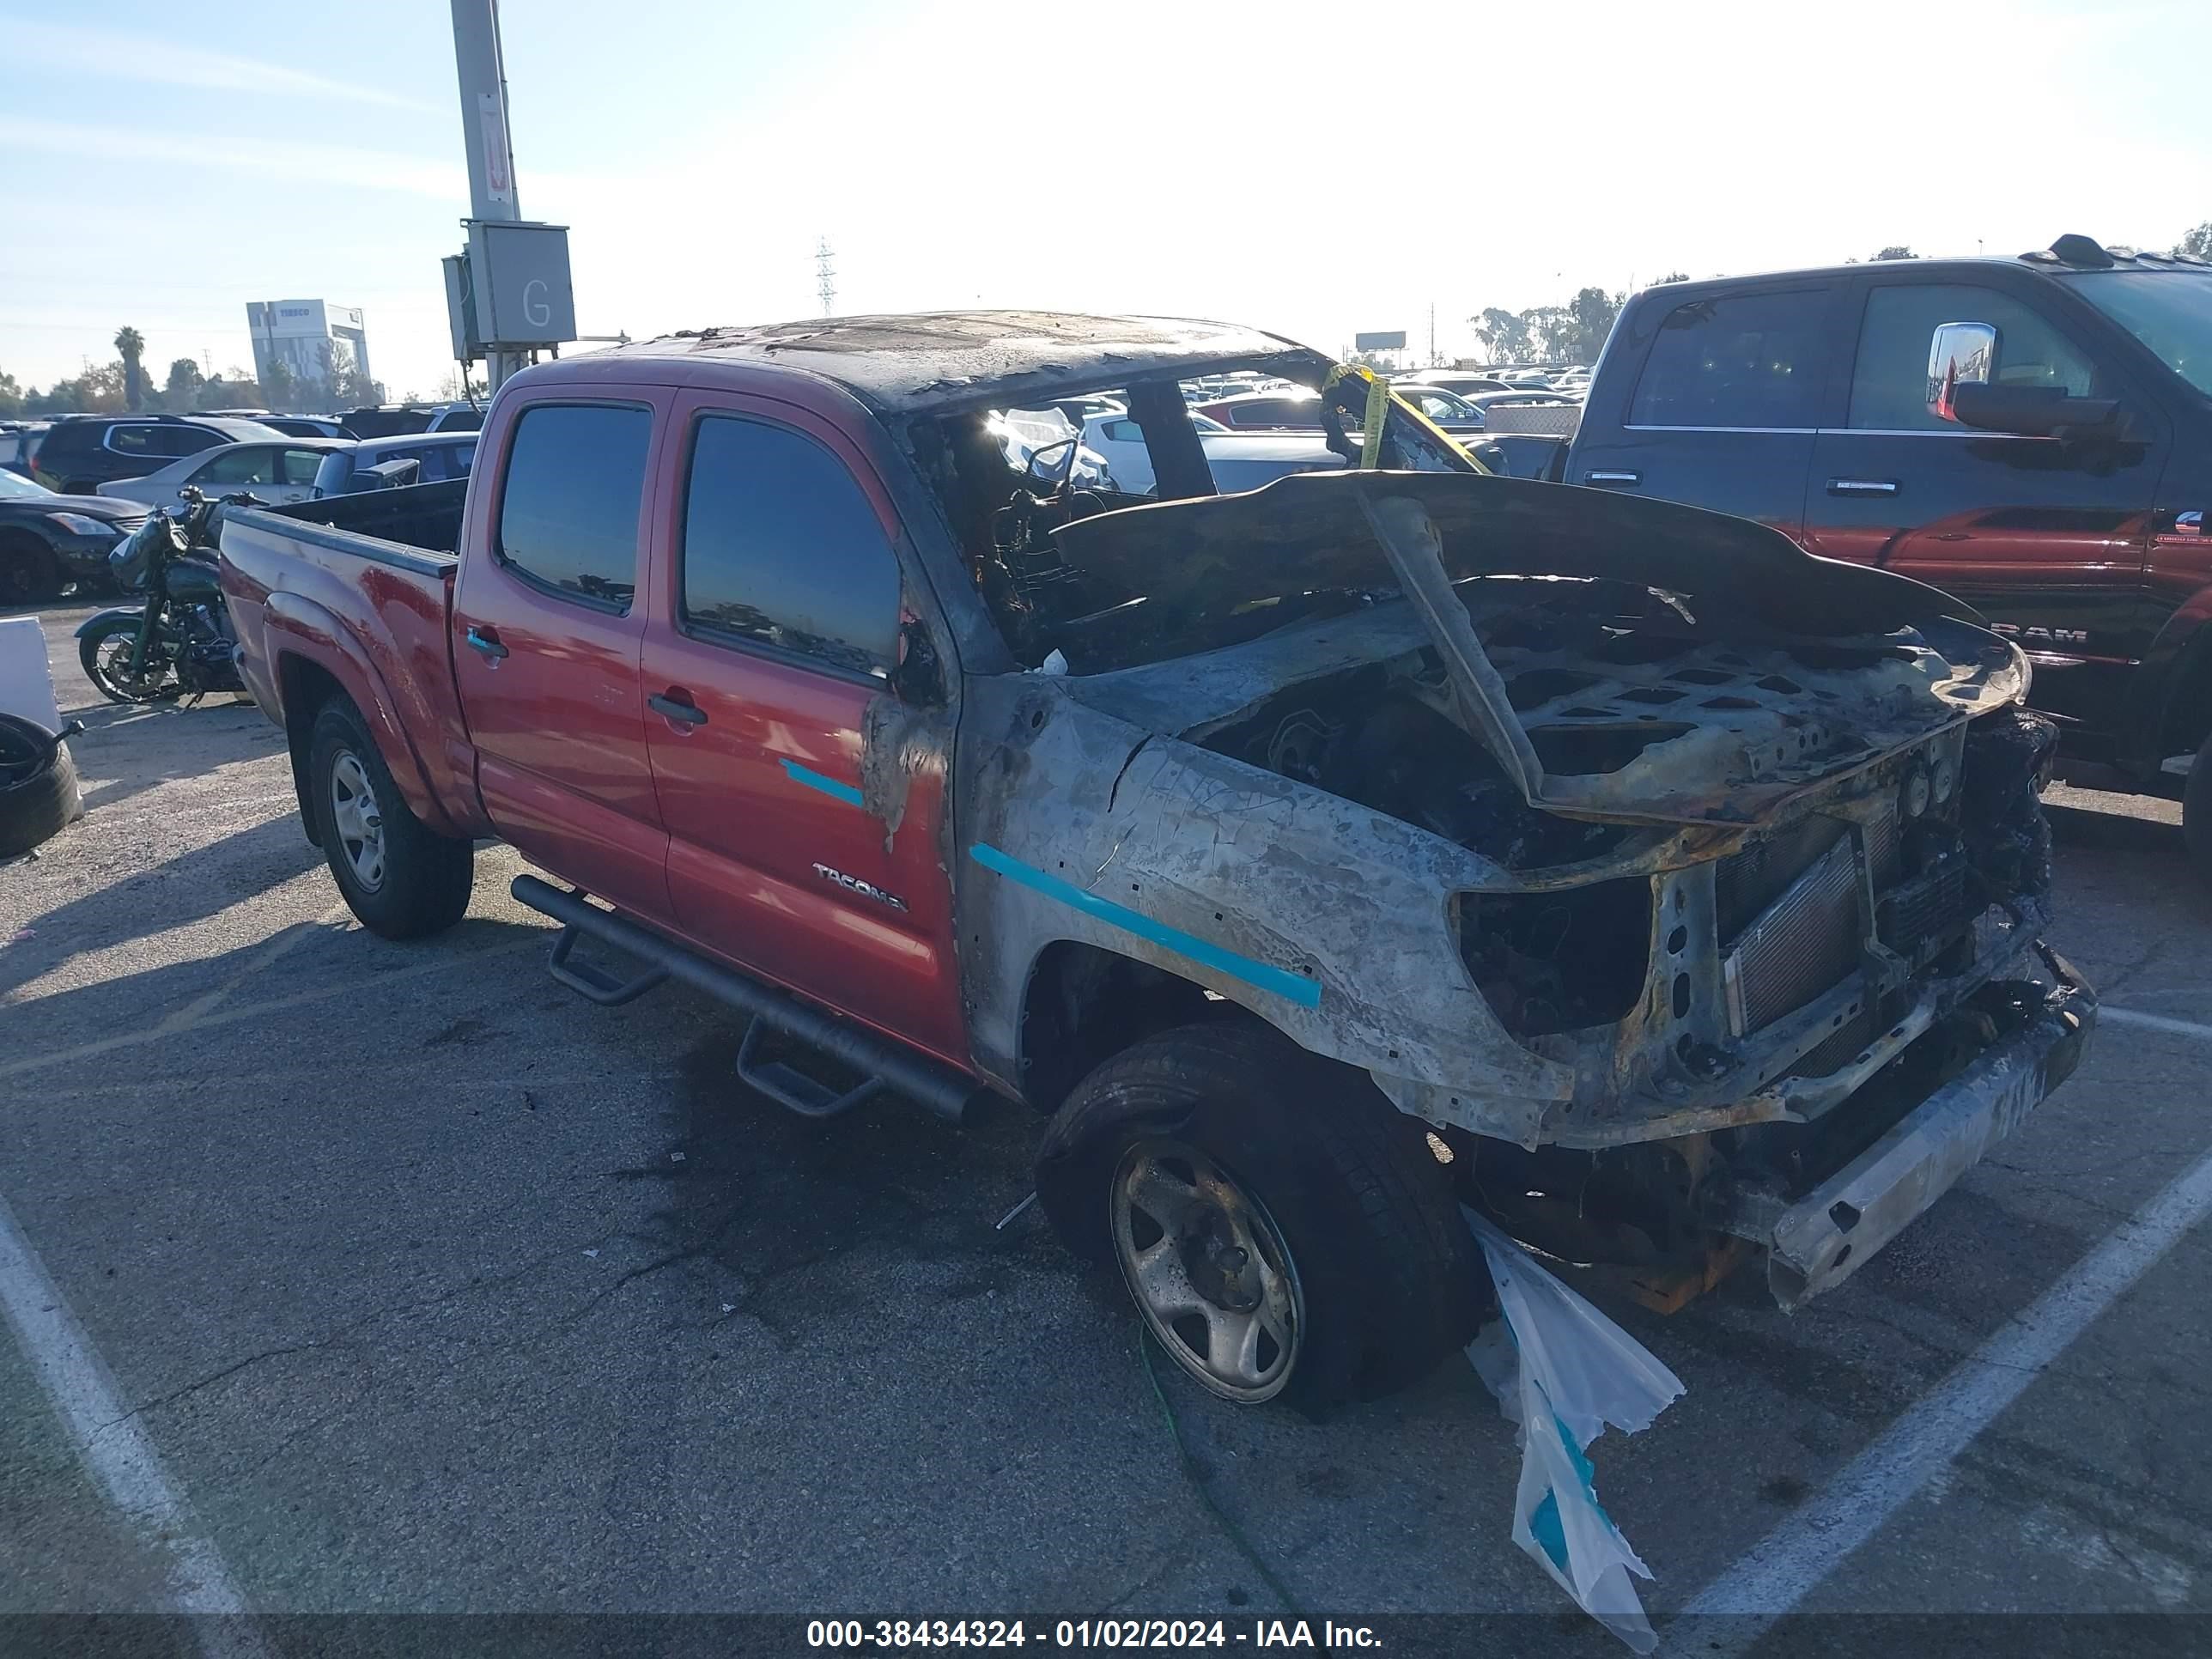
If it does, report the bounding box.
[1036,1022,1490,1410]
[307,697,474,938]
[0,535,56,605]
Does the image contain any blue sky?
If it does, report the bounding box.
[3,0,2209,399]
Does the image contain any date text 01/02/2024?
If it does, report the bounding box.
[805,1620,1384,1649]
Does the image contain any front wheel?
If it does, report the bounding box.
[1036,1023,1492,1411]
[307,698,474,938]
[78,614,174,703]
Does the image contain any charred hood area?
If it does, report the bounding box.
[1047,471,2029,831]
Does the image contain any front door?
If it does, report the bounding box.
[1802,276,2166,745]
[1569,282,1844,538]
[637,393,966,1063]
[451,393,674,920]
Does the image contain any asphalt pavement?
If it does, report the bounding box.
[3,600,2210,1654]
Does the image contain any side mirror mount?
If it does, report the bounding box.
[890,615,944,706]
[1949,380,2123,440]
[1926,321,1998,421]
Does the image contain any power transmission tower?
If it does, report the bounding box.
[816,237,836,317]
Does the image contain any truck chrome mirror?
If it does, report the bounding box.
[1927,321,1998,422]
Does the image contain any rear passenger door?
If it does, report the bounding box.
[1571,283,1844,538]
[451,395,675,921]
[1802,276,2165,740]
[637,393,967,1063]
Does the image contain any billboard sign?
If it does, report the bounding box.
[1354,330,1407,351]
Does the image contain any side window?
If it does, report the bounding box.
[679,416,901,678]
[1848,283,2103,431]
[156,428,222,458]
[495,404,653,612]
[200,447,278,485]
[106,425,155,455]
[1629,289,1828,428]
[1100,419,1145,443]
[280,448,326,486]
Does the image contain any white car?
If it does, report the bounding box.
[94,439,349,508]
[1079,410,1343,495]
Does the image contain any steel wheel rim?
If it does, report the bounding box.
[328,750,386,893]
[1111,1137,1304,1403]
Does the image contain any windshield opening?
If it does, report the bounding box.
[2062,270,2212,397]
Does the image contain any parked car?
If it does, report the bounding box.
[308,433,478,496]
[0,468,149,603]
[332,405,442,440]
[217,311,2088,1411]
[94,439,347,509]
[1194,388,1327,428]
[1418,372,1513,397]
[260,416,356,440]
[1390,384,1490,433]
[0,422,49,479]
[30,414,286,495]
[1078,410,1343,495]
[425,404,484,433]
[1556,234,2212,874]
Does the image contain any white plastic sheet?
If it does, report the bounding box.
[1465,1210,1686,1652]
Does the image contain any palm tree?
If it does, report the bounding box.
[114,326,146,411]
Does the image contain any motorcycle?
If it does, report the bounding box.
[75,487,262,706]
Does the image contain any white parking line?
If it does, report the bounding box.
[1674,1143,2212,1649]
[0,1190,270,1659]
[2100,1006,2212,1043]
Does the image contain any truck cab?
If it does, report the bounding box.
[1569,238,2212,871]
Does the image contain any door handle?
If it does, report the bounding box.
[463,624,508,660]
[1827,477,1899,495]
[1584,469,1641,486]
[648,690,708,728]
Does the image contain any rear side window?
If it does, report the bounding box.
[679,416,900,678]
[155,427,222,458]
[105,425,156,455]
[198,446,279,485]
[495,404,652,612]
[1849,283,2103,431]
[1630,289,1828,428]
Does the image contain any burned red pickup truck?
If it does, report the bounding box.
[219,312,2092,1408]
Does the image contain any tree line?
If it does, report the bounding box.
[0,324,382,420]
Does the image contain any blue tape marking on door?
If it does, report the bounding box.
[781,757,863,808]
[968,842,1322,1009]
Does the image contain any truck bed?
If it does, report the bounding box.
[217,479,485,839]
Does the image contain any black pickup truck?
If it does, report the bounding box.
[1521,237,2212,875]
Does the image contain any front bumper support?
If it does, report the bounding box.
[1749,946,2095,1310]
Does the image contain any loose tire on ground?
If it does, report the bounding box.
[306,697,474,939]
[0,714,82,859]
[2185,730,2212,887]
[1036,1021,1492,1411]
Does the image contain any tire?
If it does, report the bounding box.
[1036,1022,1492,1411]
[2185,729,2212,887]
[306,697,473,939]
[77,614,174,703]
[0,714,82,859]
[0,534,57,606]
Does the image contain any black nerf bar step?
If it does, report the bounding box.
[511,873,977,1125]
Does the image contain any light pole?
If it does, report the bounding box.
[450,0,525,391]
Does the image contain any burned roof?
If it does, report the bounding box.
[612,310,1330,414]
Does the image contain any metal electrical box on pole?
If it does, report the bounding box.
[446,0,573,393]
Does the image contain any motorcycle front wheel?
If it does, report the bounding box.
[79,615,177,704]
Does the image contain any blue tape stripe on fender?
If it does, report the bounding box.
[781,757,864,807]
[968,842,1322,1009]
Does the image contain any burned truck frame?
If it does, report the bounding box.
[626,312,2093,1400]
